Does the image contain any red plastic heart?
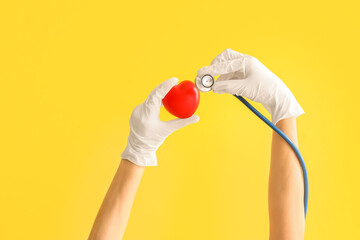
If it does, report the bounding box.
[162,80,200,118]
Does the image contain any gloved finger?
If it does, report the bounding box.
[166,115,200,131]
[212,79,247,95]
[145,77,179,110]
[210,48,247,65]
[197,58,246,79]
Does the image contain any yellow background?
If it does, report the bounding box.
[1,0,359,239]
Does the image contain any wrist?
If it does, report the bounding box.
[120,159,146,173]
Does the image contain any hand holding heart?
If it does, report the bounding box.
[121,78,200,166]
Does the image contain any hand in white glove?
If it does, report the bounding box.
[121,77,200,166]
[196,49,304,124]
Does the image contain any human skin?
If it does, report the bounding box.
[88,159,145,240]
[269,117,305,240]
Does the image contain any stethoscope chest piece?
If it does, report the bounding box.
[195,74,214,92]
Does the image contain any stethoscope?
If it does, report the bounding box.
[195,74,309,218]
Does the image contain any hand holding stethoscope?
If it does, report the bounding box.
[195,48,304,125]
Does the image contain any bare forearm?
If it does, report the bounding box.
[269,118,305,240]
[89,159,145,240]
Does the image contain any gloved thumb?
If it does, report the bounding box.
[212,79,247,95]
[166,115,200,131]
[145,77,179,109]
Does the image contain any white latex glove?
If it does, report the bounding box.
[196,49,304,124]
[121,77,200,166]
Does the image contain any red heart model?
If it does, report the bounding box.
[162,80,200,118]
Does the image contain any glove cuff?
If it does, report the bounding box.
[121,132,158,166]
[121,144,157,166]
[264,95,305,125]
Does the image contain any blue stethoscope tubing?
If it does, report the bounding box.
[234,95,308,218]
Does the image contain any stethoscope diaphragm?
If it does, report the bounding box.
[195,74,214,92]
